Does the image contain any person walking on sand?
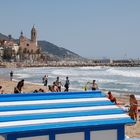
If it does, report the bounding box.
[129,94,138,121]
[10,71,13,81]
[64,76,70,92]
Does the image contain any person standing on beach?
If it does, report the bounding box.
[43,75,48,87]
[129,94,138,121]
[64,76,70,92]
[10,71,13,81]
[92,80,98,90]
[14,79,24,93]
[55,77,62,92]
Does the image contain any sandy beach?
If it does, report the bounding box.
[0,78,140,138]
[0,77,48,94]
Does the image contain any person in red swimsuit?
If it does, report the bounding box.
[107,91,117,104]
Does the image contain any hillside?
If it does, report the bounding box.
[38,41,81,59]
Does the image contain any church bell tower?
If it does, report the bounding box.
[31,25,37,46]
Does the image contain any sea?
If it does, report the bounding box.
[0,66,140,97]
[0,66,140,140]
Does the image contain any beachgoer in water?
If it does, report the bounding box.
[129,94,138,120]
[107,91,117,104]
[64,76,70,92]
[55,77,62,92]
[10,71,13,81]
[0,86,4,94]
[14,79,24,93]
[92,80,98,90]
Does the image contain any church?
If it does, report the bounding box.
[19,26,39,53]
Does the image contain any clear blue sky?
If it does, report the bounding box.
[0,0,140,59]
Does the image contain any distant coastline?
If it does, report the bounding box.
[0,61,140,68]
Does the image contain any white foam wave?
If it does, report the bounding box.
[95,78,117,83]
[16,67,48,75]
[52,70,69,76]
[106,68,140,78]
[14,73,31,79]
[51,69,83,77]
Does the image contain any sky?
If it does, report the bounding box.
[0,0,140,59]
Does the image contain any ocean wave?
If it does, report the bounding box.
[1,67,140,98]
[101,87,140,94]
[51,70,69,76]
[16,67,47,74]
[79,66,107,70]
[106,68,140,78]
[51,69,83,76]
[95,78,117,83]
[14,73,32,79]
